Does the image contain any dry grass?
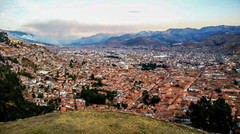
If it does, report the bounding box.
[0,110,202,134]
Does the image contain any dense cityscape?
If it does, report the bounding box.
[1,37,240,123]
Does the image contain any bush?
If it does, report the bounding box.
[80,88,106,105]
[80,88,117,105]
[18,71,34,79]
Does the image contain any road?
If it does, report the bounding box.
[184,71,203,92]
[127,80,160,107]
[167,71,203,110]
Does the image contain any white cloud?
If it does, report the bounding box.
[21,20,149,44]
[22,20,143,37]
[1,0,239,36]
[10,0,184,25]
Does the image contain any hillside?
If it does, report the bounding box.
[5,30,55,45]
[70,33,118,46]
[103,34,137,47]
[0,110,205,134]
[178,33,240,54]
[98,25,240,49]
[0,64,55,122]
[124,37,169,47]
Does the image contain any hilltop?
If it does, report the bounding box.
[0,110,205,134]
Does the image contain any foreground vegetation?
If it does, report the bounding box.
[188,97,235,133]
[0,110,203,134]
[0,64,55,122]
[79,86,117,106]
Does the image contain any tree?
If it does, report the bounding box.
[80,88,106,105]
[93,82,98,87]
[142,90,148,96]
[0,64,54,122]
[151,95,160,105]
[142,90,150,105]
[0,31,9,42]
[38,93,43,98]
[70,60,73,68]
[45,76,49,80]
[122,103,128,109]
[188,97,234,133]
[188,97,210,130]
[142,91,160,106]
[56,71,59,77]
[18,71,34,79]
[45,88,48,92]
[32,93,36,98]
[90,74,95,80]
[82,86,86,90]
[117,102,121,109]
[208,98,234,133]
[48,99,54,105]
[72,75,77,81]
[214,88,221,93]
[97,79,103,87]
[81,61,86,65]
[233,80,238,85]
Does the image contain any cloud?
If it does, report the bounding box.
[21,20,143,45]
[128,10,141,13]
[22,20,141,37]
[0,0,11,13]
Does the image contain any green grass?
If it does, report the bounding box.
[0,110,204,134]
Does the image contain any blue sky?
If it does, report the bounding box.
[0,0,240,38]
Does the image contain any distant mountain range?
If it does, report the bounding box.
[70,33,123,46]
[101,25,240,47]
[1,25,240,54]
[176,33,240,55]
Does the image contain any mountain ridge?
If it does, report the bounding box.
[1,25,240,48]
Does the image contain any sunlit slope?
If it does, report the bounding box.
[0,110,204,134]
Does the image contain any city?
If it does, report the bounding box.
[1,38,239,122]
[1,0,240,133]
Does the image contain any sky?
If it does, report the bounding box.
[0,0,240,39]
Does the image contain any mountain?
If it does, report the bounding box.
[69,33,120,46]
[124,37,169,46]
[2,30,72,45]
[103,34,137,47]
[1,25,240,47]
[100,25,240,48]
[7,30,35,42]
[134,30,160,37]
[0,110,205,134]
[151,25,240,44]
[176,33,240,54]
[151,28,200,43]
[3,30,55,45]
[199,25,240,34]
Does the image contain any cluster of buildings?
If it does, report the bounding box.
[1,40,240,122]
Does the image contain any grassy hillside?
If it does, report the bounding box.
[0,110,205,134]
